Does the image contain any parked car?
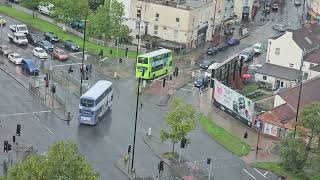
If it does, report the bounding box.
[70,20,85,30]
[194,76,209,88]
[38,3,54,16]
[8,53,23,65]
[227,38,240,46]
[0,16,6,26]
[0,45,11,56]
[52,48,68,61]
[216,43,229,51]
[272,24,288,32]
[33,47,48,59]
[44,32,59,42]
[207,47,218,55]
[239,47,255,62]
[253,43,262,55]
[64,40,80,51]
[27,33,44,46]
[294,0,301,6]
[21,59,39,76]
[37,40,54,53]
[199,59,214,69]
[8,0,20,4]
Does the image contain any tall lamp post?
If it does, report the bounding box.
[80,16,89,95]
[131,6,142,174]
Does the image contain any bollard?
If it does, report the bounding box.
[148,128,152,136]
[191,71,195,79]
[114,72,117,78]
[142,80,146,88]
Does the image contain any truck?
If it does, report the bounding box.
[9,24,29,34]
[8,32,28,45]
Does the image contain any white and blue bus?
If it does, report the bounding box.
[78,80,113,125]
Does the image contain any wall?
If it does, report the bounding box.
[266,32,303,70]
[273,95,286,108]
[255,73,296,90]
[309,69,320,79]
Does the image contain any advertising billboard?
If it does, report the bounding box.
[214,79,254,127]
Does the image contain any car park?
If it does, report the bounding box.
[199,59,214,69]
[207,47,218,55]
[8,53,23,65]
[216,43,229,51]
[33,47,48,59]
[272,24,288,32]
[37,40,54,53]
[0,45,11,56]
[64,40,80,51]
[253,43,262,55]
[27,33,44,46]
[0,16,6,26]
[21,59,39,76]
[239,47,255,62]
[194,76,209,88]
[52,48,68,61]
[44,32,59,42]
[226,38,240,46]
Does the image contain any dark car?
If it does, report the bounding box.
[207,47,218,55]
[199,59,214,69]
[44,32,59,42]
[194,77,209,88]
[64,40,80,51]
[216,43,229,51]
[21,59,39,76]
[37,40,54,53]
[26,33,43,46]
[227,38,240,46]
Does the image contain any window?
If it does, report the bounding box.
[176,17,179,23]
[138,57,148,64]
[80,98,94,107]
[96,86,113,105]
[289,63,294,68]
[155,13,159,21]
[135,21,139,30]
[154,25,158,35]
[174,29,178,39]
[280,82,284,88]
[263,75,267,80]
[275,48,280,55]
[163,26,167,31]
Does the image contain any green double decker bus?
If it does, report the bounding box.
[136,48,173,79]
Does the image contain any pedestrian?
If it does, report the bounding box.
[89,64,92,73]
[140,103,143,110]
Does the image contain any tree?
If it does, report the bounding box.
[298,101,320,163]
[89,0,105,11]
[160,97,197,153]
[50,0,91,22]
[7,140,99,180]
[280,132,306,173]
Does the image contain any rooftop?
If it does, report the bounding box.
[138,0,212,10]
[310,65,320,72]
[256,63,302,80]
[141,48,171,57]
[303,48,320,63]
[292,23,320,52]
[81,80,112,100]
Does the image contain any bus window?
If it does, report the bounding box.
[80,98,94,107]
[169,61,172,66]
[138,57,148,64]
[152,64,163,72]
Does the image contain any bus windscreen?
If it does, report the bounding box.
[80,98,94,107]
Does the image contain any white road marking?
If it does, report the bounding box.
[32,114,54,135]
[264,171,268,176]
[0,110,50,117]
[243,169,256,180]
[45,126,54,135]
[180,88,195,92]
[254,168,268,179]
[32,114,41,122]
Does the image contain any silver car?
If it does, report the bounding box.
[272,24,288,32]
[0,45,11,56]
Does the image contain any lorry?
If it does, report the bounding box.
[8,32,28,45]
[9,24,29,34]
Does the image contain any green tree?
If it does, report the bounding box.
[280,132,306,173]
[50,0,91,22]
[160,97,197,153]
[89,0,105,11]
[21,0,42,19]
[7,140,99,180]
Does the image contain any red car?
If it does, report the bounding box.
[52,48,68,61]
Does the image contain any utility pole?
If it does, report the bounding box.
[80,15,88,95]
[131,6,142,174]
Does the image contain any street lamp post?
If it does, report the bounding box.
[80,16,88,96]
[131,6,142,174]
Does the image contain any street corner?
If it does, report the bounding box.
[113,159,153,180]
[97,66,132,79]
[69,51,91,61]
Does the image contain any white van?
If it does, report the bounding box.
[253,43,262,54]
[205,63,220,78]
[38,3,54,16]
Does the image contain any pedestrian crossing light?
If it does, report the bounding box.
[207,158,211,165]
[16,124,21,136]
[68,66,73,73]
[128,144,132,154]
[158,160,164,173]
[51,85,56,94]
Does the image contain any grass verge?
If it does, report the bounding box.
[240,82,259,96]
[251,162,301,180]
[199,114,250,156]
[0,4,137,58]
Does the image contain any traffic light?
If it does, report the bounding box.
[207,158,211,165]
[128,144,132,154]
[244,131,248,139]
[162,78,166,87]
[45,80,49,88]
[8,143,12,151]
[158,160,164,173]
[16,124,21,136]
[12,136,15,143]
[174,67,179,77]
[51,85,56,94]
[44,73,48,81]
[3,140,8,152]
[68,66,73,73]
[169,75,172,81]
[110,49,113,55]
[119,58,123,63]
[180,138,187,148]
[125,47,128,57]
